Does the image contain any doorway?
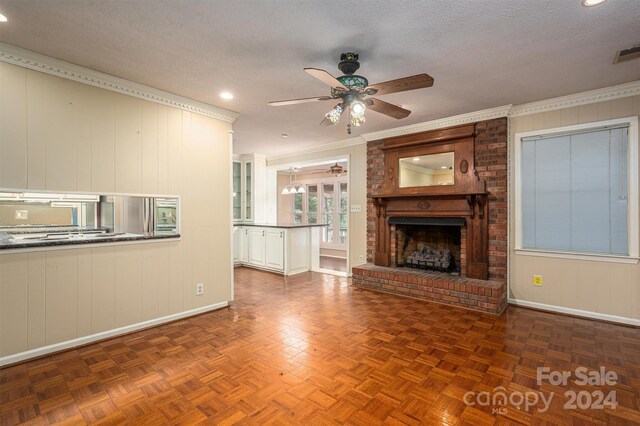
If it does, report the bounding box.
[275,159,349,275]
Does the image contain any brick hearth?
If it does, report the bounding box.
[352,264,507,314]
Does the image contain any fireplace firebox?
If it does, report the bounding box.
[391,218,464,274]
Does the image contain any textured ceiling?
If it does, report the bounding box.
[0,0,638,156]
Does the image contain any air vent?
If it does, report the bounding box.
[613,44,640,64]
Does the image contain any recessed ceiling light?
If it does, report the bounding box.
[413,157,420,161]
[281,133,288,138]
[0,12,7,22]
[441,166,448,169]
[220,91,233,100]
[581,0,606,6]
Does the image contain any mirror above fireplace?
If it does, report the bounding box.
[399,152,454,188]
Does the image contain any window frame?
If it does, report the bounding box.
[514,116,639,264]
[288,176,348,249]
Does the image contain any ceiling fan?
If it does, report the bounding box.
[268,52,434,134]
[327,163,347,176]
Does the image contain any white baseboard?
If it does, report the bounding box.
[508,299,640,326]
[320,254,348,260]
[0,301,228,367]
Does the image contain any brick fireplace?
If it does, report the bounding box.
[353,119,508,314]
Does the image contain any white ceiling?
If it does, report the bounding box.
[0,0,638,156]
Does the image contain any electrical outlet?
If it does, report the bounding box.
[533,275,543,286]
[358,255,364,263]
[196,283,204,296]
[15,210,28,220]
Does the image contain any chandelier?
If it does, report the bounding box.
[281,167,306,195]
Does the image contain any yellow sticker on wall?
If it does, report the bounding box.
[533,275,543,286]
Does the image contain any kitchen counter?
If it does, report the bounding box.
[0,232,180,252]
[233,224,322,275]
[0,225,109,234]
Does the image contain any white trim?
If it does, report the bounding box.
[361,105,513,142]
[229,131,235,302]
[0,42,239,123]
[510,81,640,117]
[515,249,639,264]
[513,117,639,261]
[508,299,640,327]
[0,301,228,367]
[268,137,365,161]
[319,254,348,259]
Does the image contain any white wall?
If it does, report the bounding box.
[0,61,233,359]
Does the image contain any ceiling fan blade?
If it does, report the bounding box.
[305,68,349,90]
[268,95,333,106]
[367,73,434,96]
[368,98,411,119]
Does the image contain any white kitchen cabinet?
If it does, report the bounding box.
[248,227,266,266]
[265,229,284,270]
[233,225,320,275]
[232,161,242,221]
[239,227,249,262]
[233,154,266,224]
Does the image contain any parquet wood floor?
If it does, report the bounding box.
[1,267,640,425]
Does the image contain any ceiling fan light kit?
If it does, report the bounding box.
[268,52,434,134]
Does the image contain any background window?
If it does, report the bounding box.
[322,183,334,243]
[293,192,303,224]
[521,126,628,255]
[307,185,318,224]
[339,182,348,244]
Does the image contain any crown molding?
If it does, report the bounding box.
[267,136,366,162]
[361,105,513,142]
[510,80,640,117]
[0,42,239,123]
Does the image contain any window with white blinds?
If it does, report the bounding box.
[520,126,629,255]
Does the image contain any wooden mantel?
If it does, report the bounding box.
[368,124,490,280]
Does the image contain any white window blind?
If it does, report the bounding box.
[521,126,628,255]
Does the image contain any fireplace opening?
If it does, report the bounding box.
[391,218,465,275]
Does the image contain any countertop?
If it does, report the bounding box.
[0,225,109,235]
[234,223,327,228]
[0,232,180,250]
